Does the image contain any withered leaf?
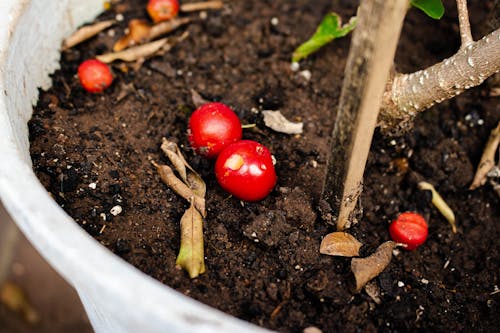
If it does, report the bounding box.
[160,138,206,198]
[190,89,210,108]
[418,181,457,233]
[364,281,382,304]
[152,161,206,217]
[113,17,191,52]
[113,19,151,52]
[180,0,224,12]
[319,231,362,257]
[97,37,169,63]
[62,20,115,50]
[470,121,500,190]
[262,110,303,135]
[176,202,206,278]
[1,281,40,324]
[351,241,396,292]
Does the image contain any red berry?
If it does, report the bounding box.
[188,102,242,159]
[77,59,113,93]
[389,212,428,250]
[215,140,277,201]
[147,0,180,22]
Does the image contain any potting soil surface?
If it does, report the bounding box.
[29,0,499,332]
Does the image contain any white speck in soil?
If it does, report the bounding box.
[398,281,405,287]
[290,62,300,72]
[271,17,279,26]
[110,205,123,216]
[89,182,97,190]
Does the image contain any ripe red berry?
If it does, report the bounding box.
[147,0,180,23]
[77,59,113,93]
[188,102,242,159]
[389,212,428,250]
[215,140,277,202]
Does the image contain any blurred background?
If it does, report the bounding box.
[0,201,92,333]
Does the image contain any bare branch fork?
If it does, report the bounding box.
[379,0,500,133]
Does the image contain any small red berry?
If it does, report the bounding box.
[77,59,113,93]
[188,102,242,159]
[215,140,277,202]
[147,0,180,23]
[389,212,428,250]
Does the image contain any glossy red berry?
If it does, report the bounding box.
[389,212,428,250]
[215,140,277,202]
[188,102,242,159]
[77,59,113,93]
[147,0,180,23]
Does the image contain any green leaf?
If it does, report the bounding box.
[410,0,444,19]
[292,12,357,63]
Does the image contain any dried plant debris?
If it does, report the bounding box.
[176,201,206,278]
[191,89,211,108]
[319,231,362,257]
[180,0,224,12]
[153,138,207,278]
[351,241,396,292]
[97,32,188,63]
[364,281,382,304]
[262,110,304,135]
[113,17,191,51]
[470,121,500,190]
[0,281,40,324]
[62,20,115,50]
[418,181,457,233]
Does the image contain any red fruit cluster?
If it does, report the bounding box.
[188,102,277,201]
[389,212,428,250]
[77,59,113,93]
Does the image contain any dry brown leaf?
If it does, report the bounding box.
[62,20,115,50]
[113,17,191,52]
[470,121,500,190]
[262,110,303,134]
[160,138,206,198]
[319,231,362,257]
[364,281,382,304]
[152,161,206,216]
[1,281,40,324]
[113,19,151,51]
[351,241,396,292]
[190,89,210,108]
[97,38,169,63]
[180,0,223,12]
[175,202,206,278]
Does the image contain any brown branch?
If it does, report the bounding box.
[379,28,500,133]
[456,0,473,47]
[470,121,500,190]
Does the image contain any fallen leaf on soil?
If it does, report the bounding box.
[319,231,362,257]
[470,121,500,190]
[262,110,303,134]
[62,20,115,50]
[152,161,206,216]
[0,281,40,324]
[190,89,211,108]
[97,37,172,63]
[160,138,206,198]
[180,0,223,12]
[113,18,191,51]
[364,281,382,304]
[418,181,457,233]
[176,201,206,278]
[351,241,396,292]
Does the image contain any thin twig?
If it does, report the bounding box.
[180,1,223,12]
[470,121,500,189]
[456,0,473,47]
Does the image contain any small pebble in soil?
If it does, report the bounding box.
[110,205,123,216]
[88,182,97,190]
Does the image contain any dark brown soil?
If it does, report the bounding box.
[29,0,499,332]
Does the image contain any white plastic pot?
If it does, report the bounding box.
[0,1,270,332]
